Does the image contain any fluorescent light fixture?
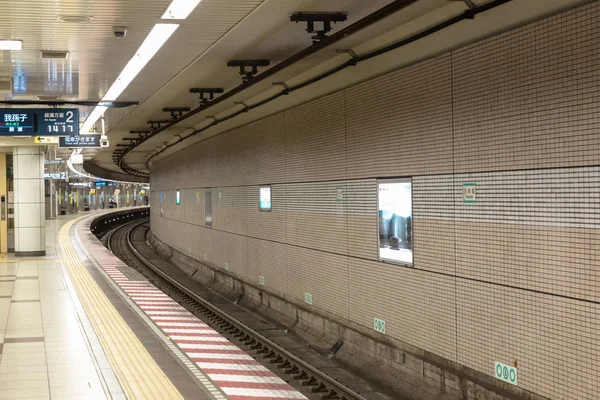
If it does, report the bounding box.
[80,106,107,134]
[161,0,202,19]
[79,23,179,135]
[0,40,22,50]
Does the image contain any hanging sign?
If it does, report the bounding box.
[59,134,101,148]
[0,108,79,136]
[44,172,67,180]
[35,136,59,144]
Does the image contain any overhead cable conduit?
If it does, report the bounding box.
[114,0,512,175]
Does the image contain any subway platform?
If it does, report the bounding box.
[0,211,308,400]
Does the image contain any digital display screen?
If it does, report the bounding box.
[378,180,413,265]
[0,111,34,134]
[39,109,78,135]
[0,108,79,136]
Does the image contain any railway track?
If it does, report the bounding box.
[105,218,378,400]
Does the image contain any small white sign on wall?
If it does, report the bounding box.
[373,317,386,334]
[463,183,476,204]
[336,187,343,202]
[196,192,202,204]
[495,361,518,385]
[304,293,313,305]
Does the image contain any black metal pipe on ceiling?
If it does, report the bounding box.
[116,0,421,171]
[140,0,512,172]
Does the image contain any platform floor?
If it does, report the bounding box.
[0,211,211,400]
[0,214,125,399]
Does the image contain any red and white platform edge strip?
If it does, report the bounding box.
[76,219,308,400]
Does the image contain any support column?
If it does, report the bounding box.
[14,147,45,256]
[0,153,7,253]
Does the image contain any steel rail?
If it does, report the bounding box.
[110,220,370,400]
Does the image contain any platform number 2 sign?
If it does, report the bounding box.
[495,362,517,385]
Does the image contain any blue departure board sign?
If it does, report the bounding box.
[0,108,79,136]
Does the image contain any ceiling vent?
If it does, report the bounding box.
[0,76,13,96]
[57,15,93,24]
[41,50,69,59]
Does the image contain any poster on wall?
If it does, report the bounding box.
[378,180,413,265]
[259,186,271,210]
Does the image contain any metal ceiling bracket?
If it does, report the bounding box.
[290,12,348,44]
[163,107,191,120]
[190,88,224,105]
[227,60,270,82]
[147,119,171,131]
[129,130,151,139]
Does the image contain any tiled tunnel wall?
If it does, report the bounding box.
[149,3,599,399]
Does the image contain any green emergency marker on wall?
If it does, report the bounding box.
[259,276,265,286]
[373,317,386,334]
[463,182,476,204]
[495,361,518,385]
[336,187,343,202]
[304,293,313,305]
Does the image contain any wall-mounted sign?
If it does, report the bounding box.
[463,183,477,204]
[0,108,79,136]
[90,188,96,194]
[44,172,67,180]
[59,134,101,148]
[69,182,91,187]
[495,362,517,385]
[259,186,271,211]
[374,317,386,334]
[336,187,343,202]
[304,293,313,305]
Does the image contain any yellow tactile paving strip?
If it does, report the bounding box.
[59,216,184,400]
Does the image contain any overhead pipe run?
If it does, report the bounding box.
[121,0,513,175]
[115,0,422,174]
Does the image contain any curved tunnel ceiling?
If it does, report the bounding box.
[81,0,593,180]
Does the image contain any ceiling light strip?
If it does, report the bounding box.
[79,23,179,134]
[0,40,22,50]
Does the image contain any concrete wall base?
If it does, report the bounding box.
[147,230,548,400]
